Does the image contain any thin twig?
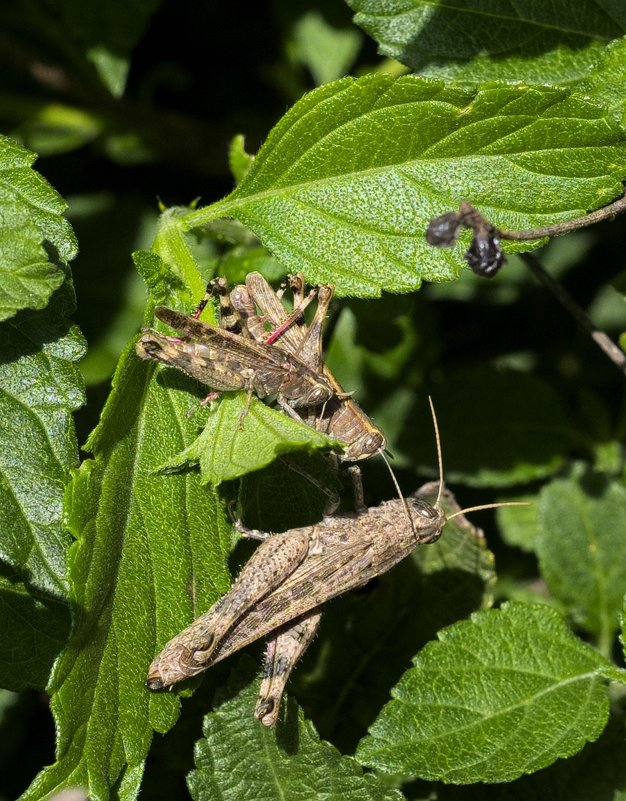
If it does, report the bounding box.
[501,191,626,241]
[520,252,626,379]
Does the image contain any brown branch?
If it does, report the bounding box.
[520,252,626,379]
[500,190,626,241]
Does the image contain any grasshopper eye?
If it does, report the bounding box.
[305,385,331,406]
[409,498,440,520]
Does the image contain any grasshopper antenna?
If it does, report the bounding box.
[446,501,529,522]
[428,396,444,509]
[377,448,416,535]
[425,396,529,521]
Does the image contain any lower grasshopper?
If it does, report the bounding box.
[147,403,523,724]
[135,306,334,410]
[147,472,446,723]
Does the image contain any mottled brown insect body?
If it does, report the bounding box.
[146,494,444,704]
[136,306,333,408]
[232,273,386,460]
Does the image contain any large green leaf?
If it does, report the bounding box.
[0,277,85,691]
[0,135,76,321]
[537,472,626,654]
[357,603,615,783]
[437,709,626,800]
[21,218,234,801]
[182,75,626,297]
[187,657,402,801]
[347,0,626,86]
[21,340,233,801]
[0,129,84,693]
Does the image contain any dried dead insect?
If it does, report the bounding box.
[135,306,334,410]
[426,201,505,277]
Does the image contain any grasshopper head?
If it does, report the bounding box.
[408,497,446,544]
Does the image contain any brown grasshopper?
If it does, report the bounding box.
[228,272,386,461]
[135,306,334,410]
[146,406,523,725]
[147,471,446,724]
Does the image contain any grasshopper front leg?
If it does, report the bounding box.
[147,528,310,688]
[255,608,322,726]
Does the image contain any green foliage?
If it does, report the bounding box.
[347,0,626,86]
[0,136,75,321]
[0,139,84,693]
[537,471,626,654]
[188,657,403,801]
[183,76,626,296]
[357,603,615,783]
[160,393,339,485]
[1,3,626,801]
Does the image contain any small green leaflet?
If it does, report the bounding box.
[182,75,626,297]
[158,393,339,485]
[357,603,615,783]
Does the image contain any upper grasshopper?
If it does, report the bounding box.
[135,306,334,409]
[223,272,386,461]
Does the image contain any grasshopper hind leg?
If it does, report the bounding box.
[255,609,322,726]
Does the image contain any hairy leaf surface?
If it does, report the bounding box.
[182,75,626,296]
[0,136,76,321]
[188,658,402,801]
[357,603,613,783]
[348,0,626,86]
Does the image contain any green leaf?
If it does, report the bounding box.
[357,602,613,784]
[619,595,626,652]
[496,493,538,551]
[181,75,626,297]
[0,135,76,321]
[347,0,626,86]
[228,134,255,184]
[296,482,495,750]
[22,232,234,800]
[437,709,626,801]
[536,472,626,653]
[0,260,84,691]
[410,367,580,487]
[12,103,103,157]
[288,10,362,86]
[160,393,338,485]
[59,0,164,96]
[187,657,403,801]
[577,37,626,126]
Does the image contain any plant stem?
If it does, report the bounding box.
[500,191,626,241]
[520,253,626,379]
